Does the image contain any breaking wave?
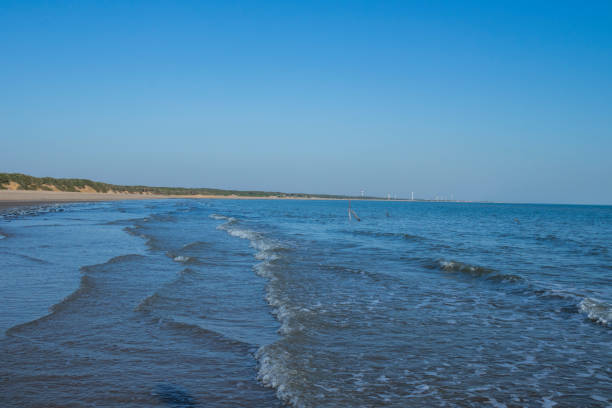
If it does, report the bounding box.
[210,214,237,224]
[172,255,192,263]
[0,204,67,220]
[426,259,523,283]
[162,241,211,265]
[256,343,301,407]
[427,259,610,328]
[210,214,301,405]
[579,298,611,327]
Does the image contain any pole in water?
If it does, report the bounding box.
[348,199,361,221]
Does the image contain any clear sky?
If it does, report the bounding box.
[1,1,611,203]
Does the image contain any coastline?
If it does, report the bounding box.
[0,189,475,212]
[0,190,348,212]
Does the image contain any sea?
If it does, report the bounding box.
[0,199,610,407]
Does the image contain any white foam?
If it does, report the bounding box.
[226,228,257,240]
[265,288,300,335]
[173,255,190,263]
[579,297,611,326]
[218,222,284,256]
[215,214,306,406]
[256,345,297,406]
[254,263,274,278]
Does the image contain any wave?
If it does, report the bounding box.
[164,318,253,348]
[164,252,199,264]
[214,217,287,256]
[0,204,67,220]
[212,215,290,267]
[134,290,255,350]
[320,264,387,283]
[22,223,70,228]
[256,343,301,407]
[154,384,196,408]
[134,292,164,313]
[0,250,51,264]
[210,214,237,223]
[425,259,523,283]
[579,298,611,327]
[535,234,581,247]
[6,254,144,336]
[145,214,177,223]
[164,241,212,265]
[340,229,425,241]
[211,214,302,404]
[536,234,562,242]
[92,253,145,266]
[124,226,163,251]
[532,288,581,301]
[104,217,144,225]
[428,259,610,328]
[181,241,210,251]
[134,268,198,314]
[48,274,97,315]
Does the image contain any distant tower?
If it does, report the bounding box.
[360,190,365,198]
[411,192,414,201]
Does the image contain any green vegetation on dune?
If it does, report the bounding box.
[0,173,352,199]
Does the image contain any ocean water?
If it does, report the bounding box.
[0,199,610,407]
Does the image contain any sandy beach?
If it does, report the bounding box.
[0,190,171,211]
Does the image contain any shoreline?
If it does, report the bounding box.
[0,190,348,211]
[0,189,479,212]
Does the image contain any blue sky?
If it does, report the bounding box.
[1,1,611,203]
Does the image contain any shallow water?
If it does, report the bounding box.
[0,200,610,407]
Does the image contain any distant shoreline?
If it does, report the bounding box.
[0,173,355,200]
[0,190,351,211]
[0,172,472,205]
[0,189,467,212]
